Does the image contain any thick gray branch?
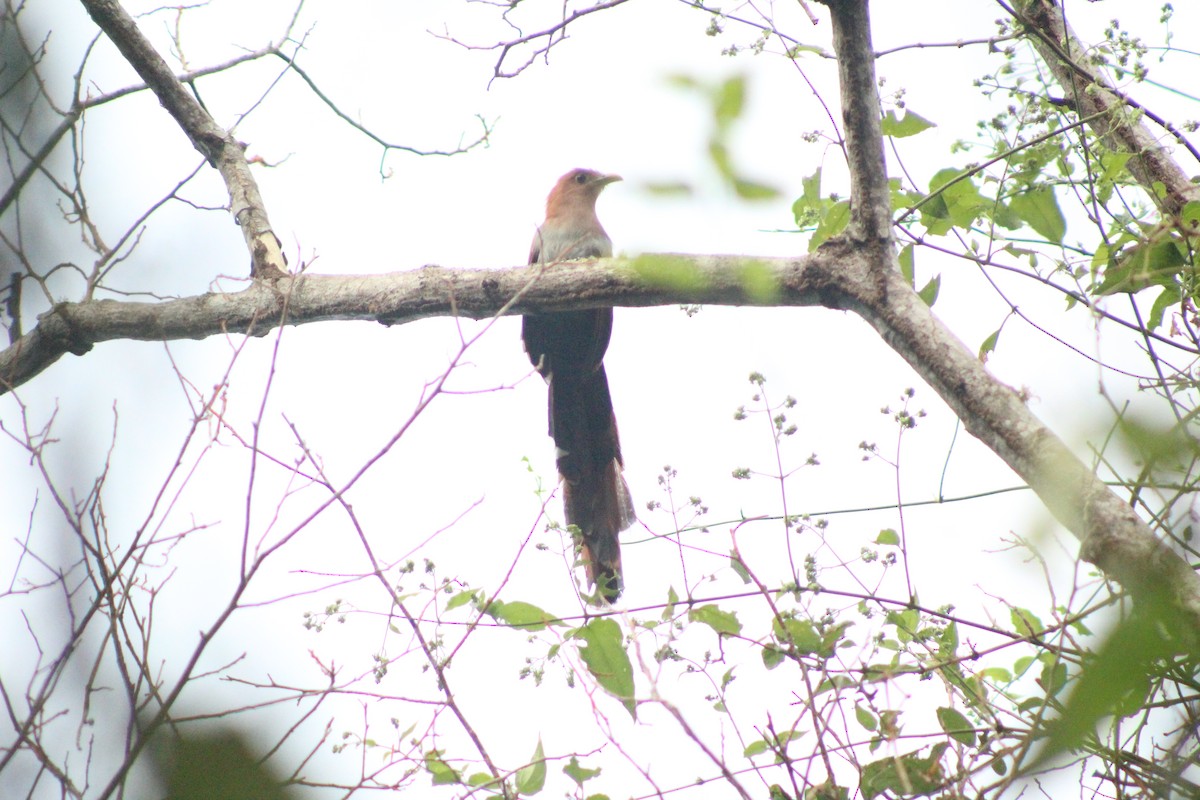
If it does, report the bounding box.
[819,0,1200,626]
[0,255,836,395]
[1015,0,1200,218]
[825,237,1200,626]
[78,0,287,277]
[825,0,892,240]
[6,247,1198,626]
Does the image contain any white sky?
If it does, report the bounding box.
[3,0,1199,797]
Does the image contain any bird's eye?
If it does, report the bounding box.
[574,172,588,185]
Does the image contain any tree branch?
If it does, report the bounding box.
[46,0,1199,637]
[433,0,633,83]
[824,0,891,241]
[0,254,829,394]
[818,0,1200,629]
[78,0,288,278]
[270,52,493,161]
[825,235,1200,629]
[1006,0,1200,218]
[5,246,1200,629]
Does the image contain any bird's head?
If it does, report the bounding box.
[546,168,622,217]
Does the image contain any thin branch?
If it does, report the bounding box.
[822,0,890,240]
[434,0,632,83]
[78,0,287,277]
[874,34,1020,59]
[271,52,492,160]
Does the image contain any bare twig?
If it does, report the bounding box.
[434,0,632,83]
[271,52,492,163]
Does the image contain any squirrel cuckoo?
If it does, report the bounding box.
[522,168,635,602]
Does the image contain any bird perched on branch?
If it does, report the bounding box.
[522,168,635,602]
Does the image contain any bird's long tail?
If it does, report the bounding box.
[550,364,635,601]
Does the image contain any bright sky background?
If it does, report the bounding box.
[3,0,1199,797]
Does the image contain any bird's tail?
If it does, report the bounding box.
[551,365,635,602]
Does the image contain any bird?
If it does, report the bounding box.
[522,168,635,602]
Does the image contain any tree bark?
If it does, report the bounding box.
[79,0,288,279]
[818,0,1200,625]
[1012,0,1200,218]
[31,0,1195,626]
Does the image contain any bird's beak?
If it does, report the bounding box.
[598,173,623,187]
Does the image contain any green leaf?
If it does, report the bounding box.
[855,703,878,731]
[445,589,477,611]
[978,328,1001,362]
[729,551,752,584]
[1148,284,1181,330]
[516,739,546,795]
[665,73,701,90]
[794,168,845,245]
[938,621,959,659]
[981,666,1012,683]
[770,730,803,759]
[424,750,462,786]
[1181,200,1200,234]
[644,181,694,196]
[875,529,900,546]
[575,618,636,719]
[991,200,1024,230]
[1033,599,1192,769]
[810,200,851,251]
[467,772,495,787]
[761,644,786,670]
[773,616,824,656]
[733,177,780,200]
[689,604,743,636]
[926,167,990,230]
[744,739,769,758]
[802,168,822,204]
[1010,607,1044,637]
[1010,186,1066,243]
[662,586,679,621]
[1039,655,1068,697]
[880,109,936,138]
[936,706,976,746]
[886,609,919,642]
[745,731,803,761]
[156,726,291,800]
[713,74,747,129]
[563,756,601,786]
[889,179,923,214]
[1096,234,1187,295]
[483,600,559,631]
[917,275,941,307]
[708,139,733,179]
[1098,150,1132,186]
[918,192,954,236]
[860,744,948,800]
[897,244,915,286]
